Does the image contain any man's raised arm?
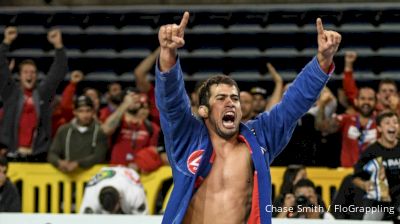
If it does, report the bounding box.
[249,18,342,163]
[155,12,202,169]
[158,12,188,72]
[0,27,18,100]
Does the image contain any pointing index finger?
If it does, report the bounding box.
[179,11,190,31]
[316,18,324,36]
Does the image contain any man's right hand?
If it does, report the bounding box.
[345,51,357,72]
[47,29,63,49]
[70,70,84,84]
[122,92,136,108]
[345,51,357,64]
[158,11,189,72]
[58,160,69,172]
[3,27,17,45]
[363,180,374,192]
[316,18,341,73]
[266,62,283,84]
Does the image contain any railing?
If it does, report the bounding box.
[8,163,353,214]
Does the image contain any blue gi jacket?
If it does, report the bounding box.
[155,56,331,224]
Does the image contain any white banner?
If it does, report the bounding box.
[0,213,392,224]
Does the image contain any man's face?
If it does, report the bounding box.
[378,115,399,145]
[207,84,242,140]
[109,83,122,98]
[127,93,147,115]
[240,91,253,120]
[378,83,397,107]
[295,186,318,206]
[74,106,94,126]
[355,88,376,117]
[252,94,266,114]
[85,89,100,111]
[19,64,37,90]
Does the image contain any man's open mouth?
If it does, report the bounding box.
[222,111,235,129]
[387,128,397,136]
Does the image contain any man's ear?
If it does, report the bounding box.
[198,105,209,119]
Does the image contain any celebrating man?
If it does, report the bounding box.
[156,12,341,224]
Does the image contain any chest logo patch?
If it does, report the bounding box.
[187,150,204,175]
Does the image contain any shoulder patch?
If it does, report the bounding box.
[187,150,204,175]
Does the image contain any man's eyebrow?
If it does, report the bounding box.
[215,94,239,97]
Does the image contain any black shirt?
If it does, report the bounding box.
[353,141,400,202]
[0,178,21,212]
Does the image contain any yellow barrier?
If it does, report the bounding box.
[270,167,354,205]
[8,163,173,214]
[8,163,352,214]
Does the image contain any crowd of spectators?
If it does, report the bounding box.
[0,24,400,221]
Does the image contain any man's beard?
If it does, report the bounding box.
[110,94,123,105]
[208,113,238,140]
[359,104,373,117]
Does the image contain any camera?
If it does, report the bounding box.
[295,195,314,208]
[288,195,315,218]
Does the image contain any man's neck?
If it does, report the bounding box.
[207,127,239,157]
[124,112,141,123]
[359,115,373,126]
[75,120,92,127]
[379,138,398,149]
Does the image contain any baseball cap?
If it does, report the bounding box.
[74,95,94,109]
[250,87,268,98]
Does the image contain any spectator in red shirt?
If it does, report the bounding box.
[99,82,123,123]
[102,88,162,173]
[316,87,378,167]
[343,51,400,115]
[0,27,67,162]
[99,48,160,125]
[133,47,160,125]
[51,70,84,136]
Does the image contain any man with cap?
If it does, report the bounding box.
[102,88,162,173]
[47,95,108,173]
[250,86,268,116]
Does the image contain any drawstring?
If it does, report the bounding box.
[92,123,99,147]
[65,127,72,160]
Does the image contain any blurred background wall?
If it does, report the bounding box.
[0,0,398,6]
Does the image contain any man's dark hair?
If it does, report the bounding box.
[0,156,8,174]
[83,87,102,99]
[356,86,376,100]
[293,178,316,192]
[198,75,240,108]
[18,59,37,74]
[107,82,121,91]
[99,186,119,213]
[376,111,398,126]
[379,79,398,91]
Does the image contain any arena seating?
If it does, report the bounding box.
[1,3,400,90]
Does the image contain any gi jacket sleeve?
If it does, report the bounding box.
[155,58,202,172]
[247,57,331,164]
